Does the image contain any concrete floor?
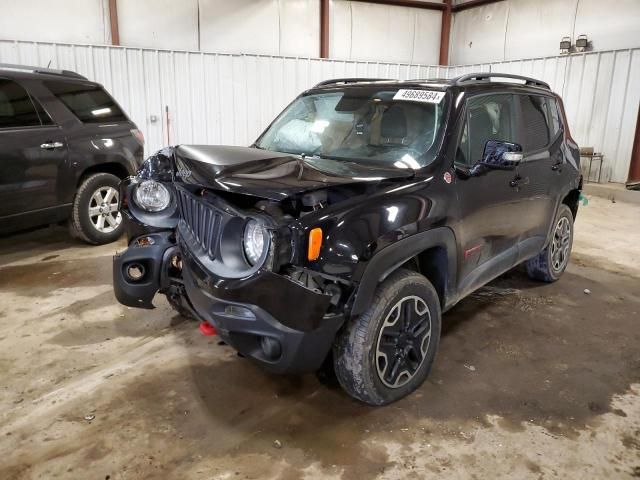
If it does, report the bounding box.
[0,196,639,480]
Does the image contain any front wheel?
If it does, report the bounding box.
[333,269,441,405]
[70,173,124,245]
[526,204,574,282]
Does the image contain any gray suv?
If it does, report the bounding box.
[0,64,144,244]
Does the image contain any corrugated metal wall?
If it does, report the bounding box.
[1,40,638,183]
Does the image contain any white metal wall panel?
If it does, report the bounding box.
[0,40,637,183]
[329,0,442,64]
[0,0,110,45]
[117,0,199,51]
[450,0,640,64]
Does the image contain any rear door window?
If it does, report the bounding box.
[0,79,43,128]
[45,81,127,123]
[518,95,550,151]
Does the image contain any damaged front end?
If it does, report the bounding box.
[113,145,387,373]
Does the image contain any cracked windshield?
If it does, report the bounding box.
[256,88,448,169]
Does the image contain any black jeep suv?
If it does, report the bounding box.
[113,74,582,405]
[0,64,144,244]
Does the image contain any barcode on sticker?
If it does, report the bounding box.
[393,89,445,104]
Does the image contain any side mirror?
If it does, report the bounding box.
[478,140,523,170]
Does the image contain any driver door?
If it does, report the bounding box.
[453,93,524,297]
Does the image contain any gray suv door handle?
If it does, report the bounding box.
[40,142,64,149]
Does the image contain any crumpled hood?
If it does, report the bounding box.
[172,145,413,201]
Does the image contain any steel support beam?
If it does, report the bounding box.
[452,0,504,13]
[320,0,330,58]
[628,103,640,184]
[108,0,120,46]
[439,0,452,65]
[349,0,445,10]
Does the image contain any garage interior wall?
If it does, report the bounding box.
[1,39,638,184]
[451,0,640,65]
[0,0,441,63]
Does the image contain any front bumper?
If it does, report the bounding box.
[179,241,342,374]
[113,232,343,374]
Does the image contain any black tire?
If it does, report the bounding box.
[333,269,441,406]
[70,173,124,245]
[526,204,574,282]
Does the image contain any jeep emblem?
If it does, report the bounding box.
[176,167,192,178]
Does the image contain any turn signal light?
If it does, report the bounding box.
[308,227,323,261]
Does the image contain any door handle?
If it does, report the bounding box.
[551,161,563,172]
[40,141,64,149]
[510,176,529,188]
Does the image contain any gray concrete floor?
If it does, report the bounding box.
[0,196,639,480]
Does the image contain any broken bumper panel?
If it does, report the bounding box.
[112,232,177,309]
[179,242,343,374]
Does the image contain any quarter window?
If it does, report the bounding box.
[456,94,517,165]
[45,81,127,123]
[0,79,42,128]
[518,95,550,151]
[546,97,562,137]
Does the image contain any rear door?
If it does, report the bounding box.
[512,93,557,261]
[0,78,68,218]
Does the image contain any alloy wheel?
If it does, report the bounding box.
[89,186,121,233]
[375,295,432,389]
[550,216,571,272]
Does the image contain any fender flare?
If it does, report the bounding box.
[351,227,458,316]
[543,175,582,249]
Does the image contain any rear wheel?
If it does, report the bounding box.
[333,269,441,405]
[526,204,574,282]
[70,173,124,245]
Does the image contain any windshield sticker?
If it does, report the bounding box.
[393,89,445,104]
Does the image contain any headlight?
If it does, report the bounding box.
[243,219,268,266]
[134,180,171,212]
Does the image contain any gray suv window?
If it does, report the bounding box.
[0,79,42,128]
[45,81,127,123]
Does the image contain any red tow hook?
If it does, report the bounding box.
[199,322,217,336]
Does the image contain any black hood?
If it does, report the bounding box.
[172,145,413,201]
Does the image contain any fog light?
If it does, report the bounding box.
[170,254,182,270]
[260,336,281,360]
[126,263,145,281]
[135,236,155,246]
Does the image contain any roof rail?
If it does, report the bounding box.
[0,63,87,80]
[313,77,393,88]
[454,72,550,89]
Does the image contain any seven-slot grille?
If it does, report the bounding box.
[175,187,222,260]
